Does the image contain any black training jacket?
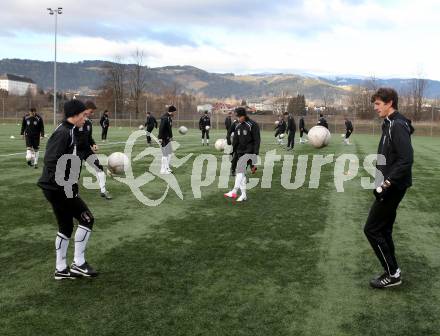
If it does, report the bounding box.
[299,117,306,130]
[144,115,158,130]
[345,120,353,131]
[199,115,211,130]
[317,117,328,129]
[100,114,110,128]
[38,120,78,192]
[158,113,173,141]
[227,120,239,146]
[225,116,232,131]
[75,119,95,155]
[287,115,297,132]
[276,119,287,132]
[21,114,44,137]
[233,118,261,155]
[377,111,413,189]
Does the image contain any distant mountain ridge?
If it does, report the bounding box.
[1,58,439,100]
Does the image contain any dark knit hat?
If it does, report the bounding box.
[235,106,247,117]
[64,100,87,118]
[168,105,177,113]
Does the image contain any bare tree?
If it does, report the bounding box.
[411,77,428,121]
[103,56,126,118]
[128,49,148,119]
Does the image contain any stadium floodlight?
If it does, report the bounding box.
[47,7,63,126]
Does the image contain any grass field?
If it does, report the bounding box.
[1,123,439,336]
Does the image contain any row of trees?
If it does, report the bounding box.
[347,77,436,121]
[98,50,198,120]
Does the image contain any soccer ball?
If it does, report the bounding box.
[279,133,285,139]
[107,152,129,174]
[10,135,15,139]
[139,125,145,130]
[308,126,331,148]
[205,125,210,130]
[214,139,226,151]
[178,126,188,135]
[274,120,280,126]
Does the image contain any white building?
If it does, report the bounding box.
[0,74,37,96]
[197,104,213,113]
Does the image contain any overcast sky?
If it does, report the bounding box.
[0,0,438,79]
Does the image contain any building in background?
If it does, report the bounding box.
[0,74,37,96]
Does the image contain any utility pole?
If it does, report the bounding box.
[47,7,63,126]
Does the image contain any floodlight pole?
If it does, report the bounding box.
[47,7,63,126]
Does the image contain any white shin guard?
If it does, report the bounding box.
[97,171,107,193]
[74,225,92,266]
[55,233,70,272]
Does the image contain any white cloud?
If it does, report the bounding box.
[1,0,440,79]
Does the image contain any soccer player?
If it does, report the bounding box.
[224,107,260,202]
[299,116,308,144]
[199,111,211,146]
[286,112,296,150]
[227,113,239,176]
[343,116,354,145]
[100,110,110,141]
[144,111,158,145]
[76,101,112,199]
[38,99,98,280]
[158,105,176,174]
[364,88,414,289]
[274,115,287,145]
[20,107,44,168]
[317,113,329,129]
[225,111,232,135]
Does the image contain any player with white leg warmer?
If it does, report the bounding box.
[21,107,44,168]
[224,107,260,202]
[38,99,98,280]
[158,105,176,174]
[76,101,112,199]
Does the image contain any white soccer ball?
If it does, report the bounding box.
[107,152,129,174]
[214,139,226,151]
[10,135,15,139]
[340,133,345,138]
[178,126,188,135]
[279,133,285,139]
[205,125,210,130]
[274,120,280,126]
[308,126,331,148]
[139,125,145,130]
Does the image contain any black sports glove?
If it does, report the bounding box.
[373,180,391,201]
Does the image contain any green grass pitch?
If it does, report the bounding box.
[0,123,439,336]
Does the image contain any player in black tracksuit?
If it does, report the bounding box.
[364,88,413,289]
[76,101,112,199]
[227,117,239,176]
[144,112,158,145]
[100,110,110,140]
[21,108,44,168]
[225,112,232,134]
[38,99,98,280]
[317,114,328,129]
[299,116,308,143]
[158,105,176,174]
[199,111,211,145]
[274,116,287,145]
[224,107,260,202]
[344,117,354,145]
[286,112,297,150]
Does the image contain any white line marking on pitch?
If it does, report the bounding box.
[0,141,129,158]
